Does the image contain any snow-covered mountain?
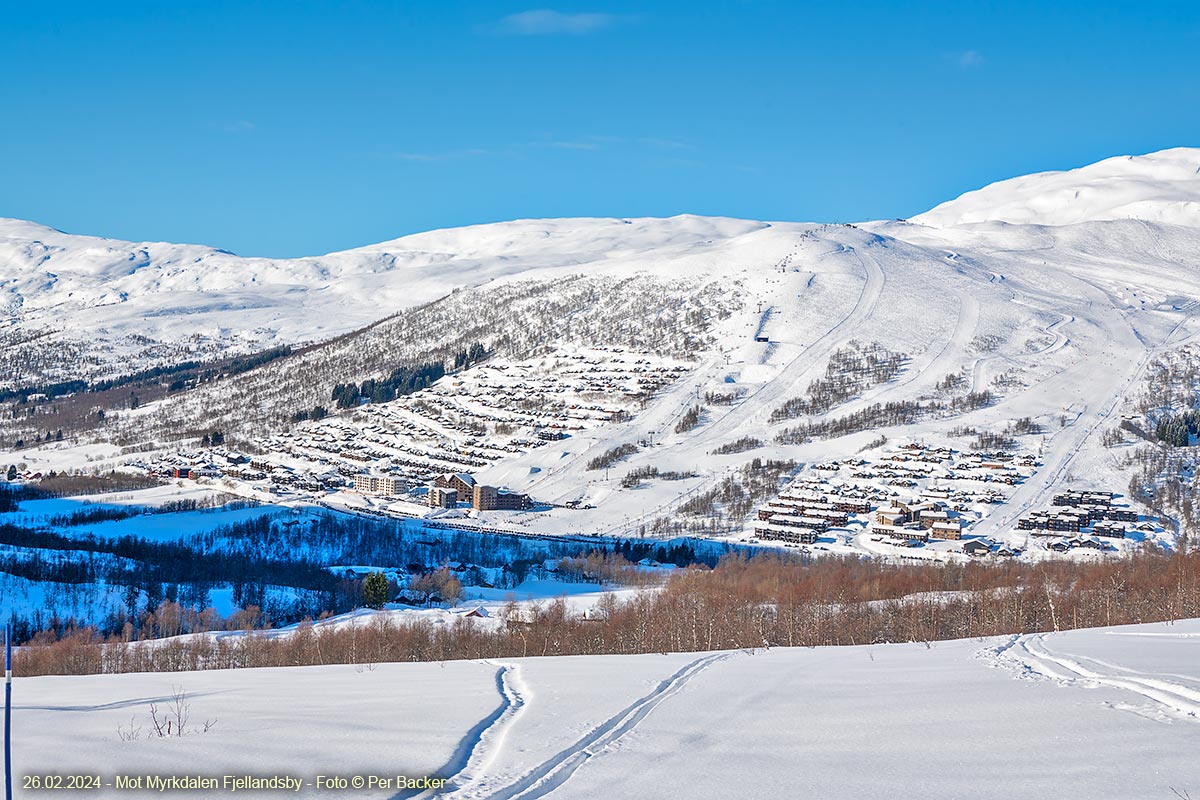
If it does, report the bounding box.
[914,147,1200,228]
[0,215,763,387]
[4,147,1200,391]
[8,147,1200,557]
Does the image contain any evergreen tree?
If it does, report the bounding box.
[363,572,390,609]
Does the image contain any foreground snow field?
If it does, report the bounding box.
[12,618,1198,799]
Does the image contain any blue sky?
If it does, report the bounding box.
[2,1,1198,257]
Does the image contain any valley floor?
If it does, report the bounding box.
[11,618,1198,799]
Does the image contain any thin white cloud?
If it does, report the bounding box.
[533,139,603,150]
[222,121,256,132]
[639,136,695,151]
[490,10,622,36]
[393,148,490,162]
[391,136,693,163]
[529,135,695,152]
[958,50,985,68]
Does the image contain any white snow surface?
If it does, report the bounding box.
[915,147,1200,228]
[11,618,1198,798]
[0,214,763,369]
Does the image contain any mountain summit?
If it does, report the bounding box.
[914,147,1200,228]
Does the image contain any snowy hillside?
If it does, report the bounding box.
[0,215,762,387]
[6,146,1200,394]
[915,147,1200,228]
[8,147,1200,563]
[12,618,1199,799]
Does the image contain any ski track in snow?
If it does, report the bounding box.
[400,662,529,800]
[982,632,1200,722]
[438,653,733,799]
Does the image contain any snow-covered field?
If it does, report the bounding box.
[10,617,1197,799]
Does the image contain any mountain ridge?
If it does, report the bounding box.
[3,148,1199,393]
[914,146,1200,229]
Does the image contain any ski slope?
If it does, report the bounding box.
[11,618,1198,799]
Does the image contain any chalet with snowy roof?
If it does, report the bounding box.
[435,472,477,496]
[754,522,821,545]
[758,512,829,533]
[918,510,951,530]
[930,521,963,540]
[880,526,929,542]
[1091,521,1127,539]
[1052,490,1115,508]
[963,540,992,557]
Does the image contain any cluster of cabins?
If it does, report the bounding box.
[1016,490,1138,539]
[873,499,966,542]
[753,489,873,544]
[216,348,684,501]
[748,442,1044,553]
[145,348,686,513]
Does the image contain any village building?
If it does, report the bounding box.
[930,521,963,540]
[766,513,829,532]
[428,486,458,508]
[435,472,477,496]
[918,510,951,530]
[879,526,929,542]
[472,484,532,511]
[963,540,992,557]
[354,473,407,496]
[1091,521,1128,539]
[754,523,820,545]
[1052,490,1115,508]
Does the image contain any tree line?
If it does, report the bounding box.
[13,543,1199,676]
